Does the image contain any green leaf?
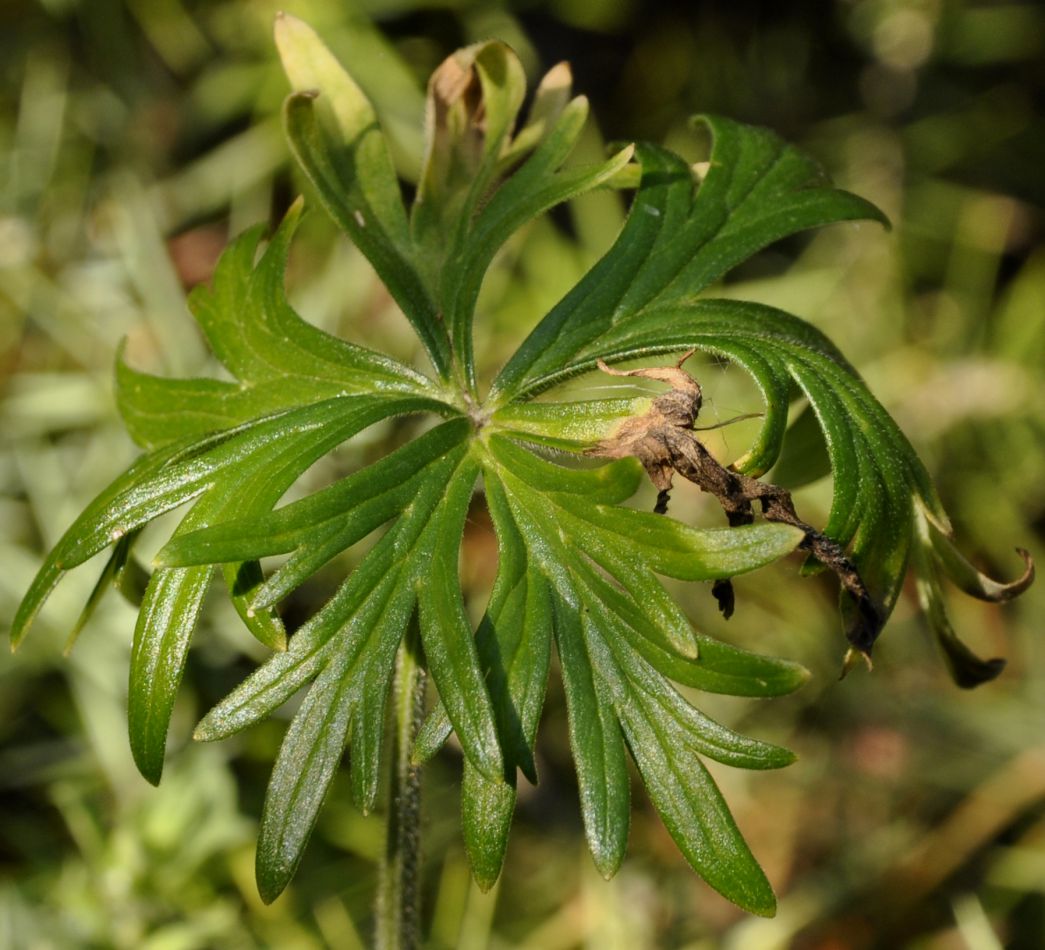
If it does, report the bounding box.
[129,566,212,785]
[491,120,886,404]
[477,478,556,784]
[911,508,1034,689]
[406,40,639,394]
[236,438,481,900]
[912,542,1005,689]
[924,508,1034,603]
[461,759,519,892]
[117,201,435,450]
[155,419,470,573]
[224,560,286,652]
[501,62,574,164]
[617,697,777,916]
[126,394,442,783]
[478,436,804,890]
[253,447,496,902]
[491,398,647,450]
[494,295,928,636]
[576,610,781,913]
[193,433,471,743]
[412,41,527,255]
[115,361,250,451]
[488,434,802,658]
[566,550,807,697]
[554,584,631,879]
[65,528,147,652]
[593,617,794,773]
[40,395,437,580]
[440,95,633,389]
[416,454,502,782]
[17,24,1032,917]
[276,15,450,377]
[458,476,554,888]
[12,437,202,650]
[16,379,451,786]
[769,402,832,489]
[255,577,413,903]
[456,434,804,888]
[196,565,408,745]
[276,14,409,243]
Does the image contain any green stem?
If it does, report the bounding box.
[376,624,426,950]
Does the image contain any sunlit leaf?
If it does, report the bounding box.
[13,17,1031,917]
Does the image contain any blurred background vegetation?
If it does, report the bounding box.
[2,0,1043,947]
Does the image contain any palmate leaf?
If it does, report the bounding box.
[466,438,801,905]
[491,132,1031,672]
[11,13,1032,919]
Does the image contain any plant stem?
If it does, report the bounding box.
[376,623,426,950]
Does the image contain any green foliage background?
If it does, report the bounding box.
[1,0,1043,947]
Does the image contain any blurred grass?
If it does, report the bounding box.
[2,1,1043,947]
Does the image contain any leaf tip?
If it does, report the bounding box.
[747,893,778,918]
[10,607,37,652]
[131,733,165,786]
[620,141,636,158]
[839,647,873,680]
[257,875,287,906]
[151,539,192,570]
[543,60,572,89]
[1005,547,1035,600]
[273,9,303,34]
[727,868,778,918]
[10,617,29,652]
[793,663,814,688]
[593,854,623,883]
[473,868,500,893]
[150,545,179,570]
[955,657,1007,690]
[589,842,625,882]
[138,764,163,788]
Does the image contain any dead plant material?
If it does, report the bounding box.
[587,350,882,663]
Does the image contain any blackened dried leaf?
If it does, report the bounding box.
[588,351,882,658]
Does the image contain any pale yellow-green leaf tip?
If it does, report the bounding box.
[840,647,873,680]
